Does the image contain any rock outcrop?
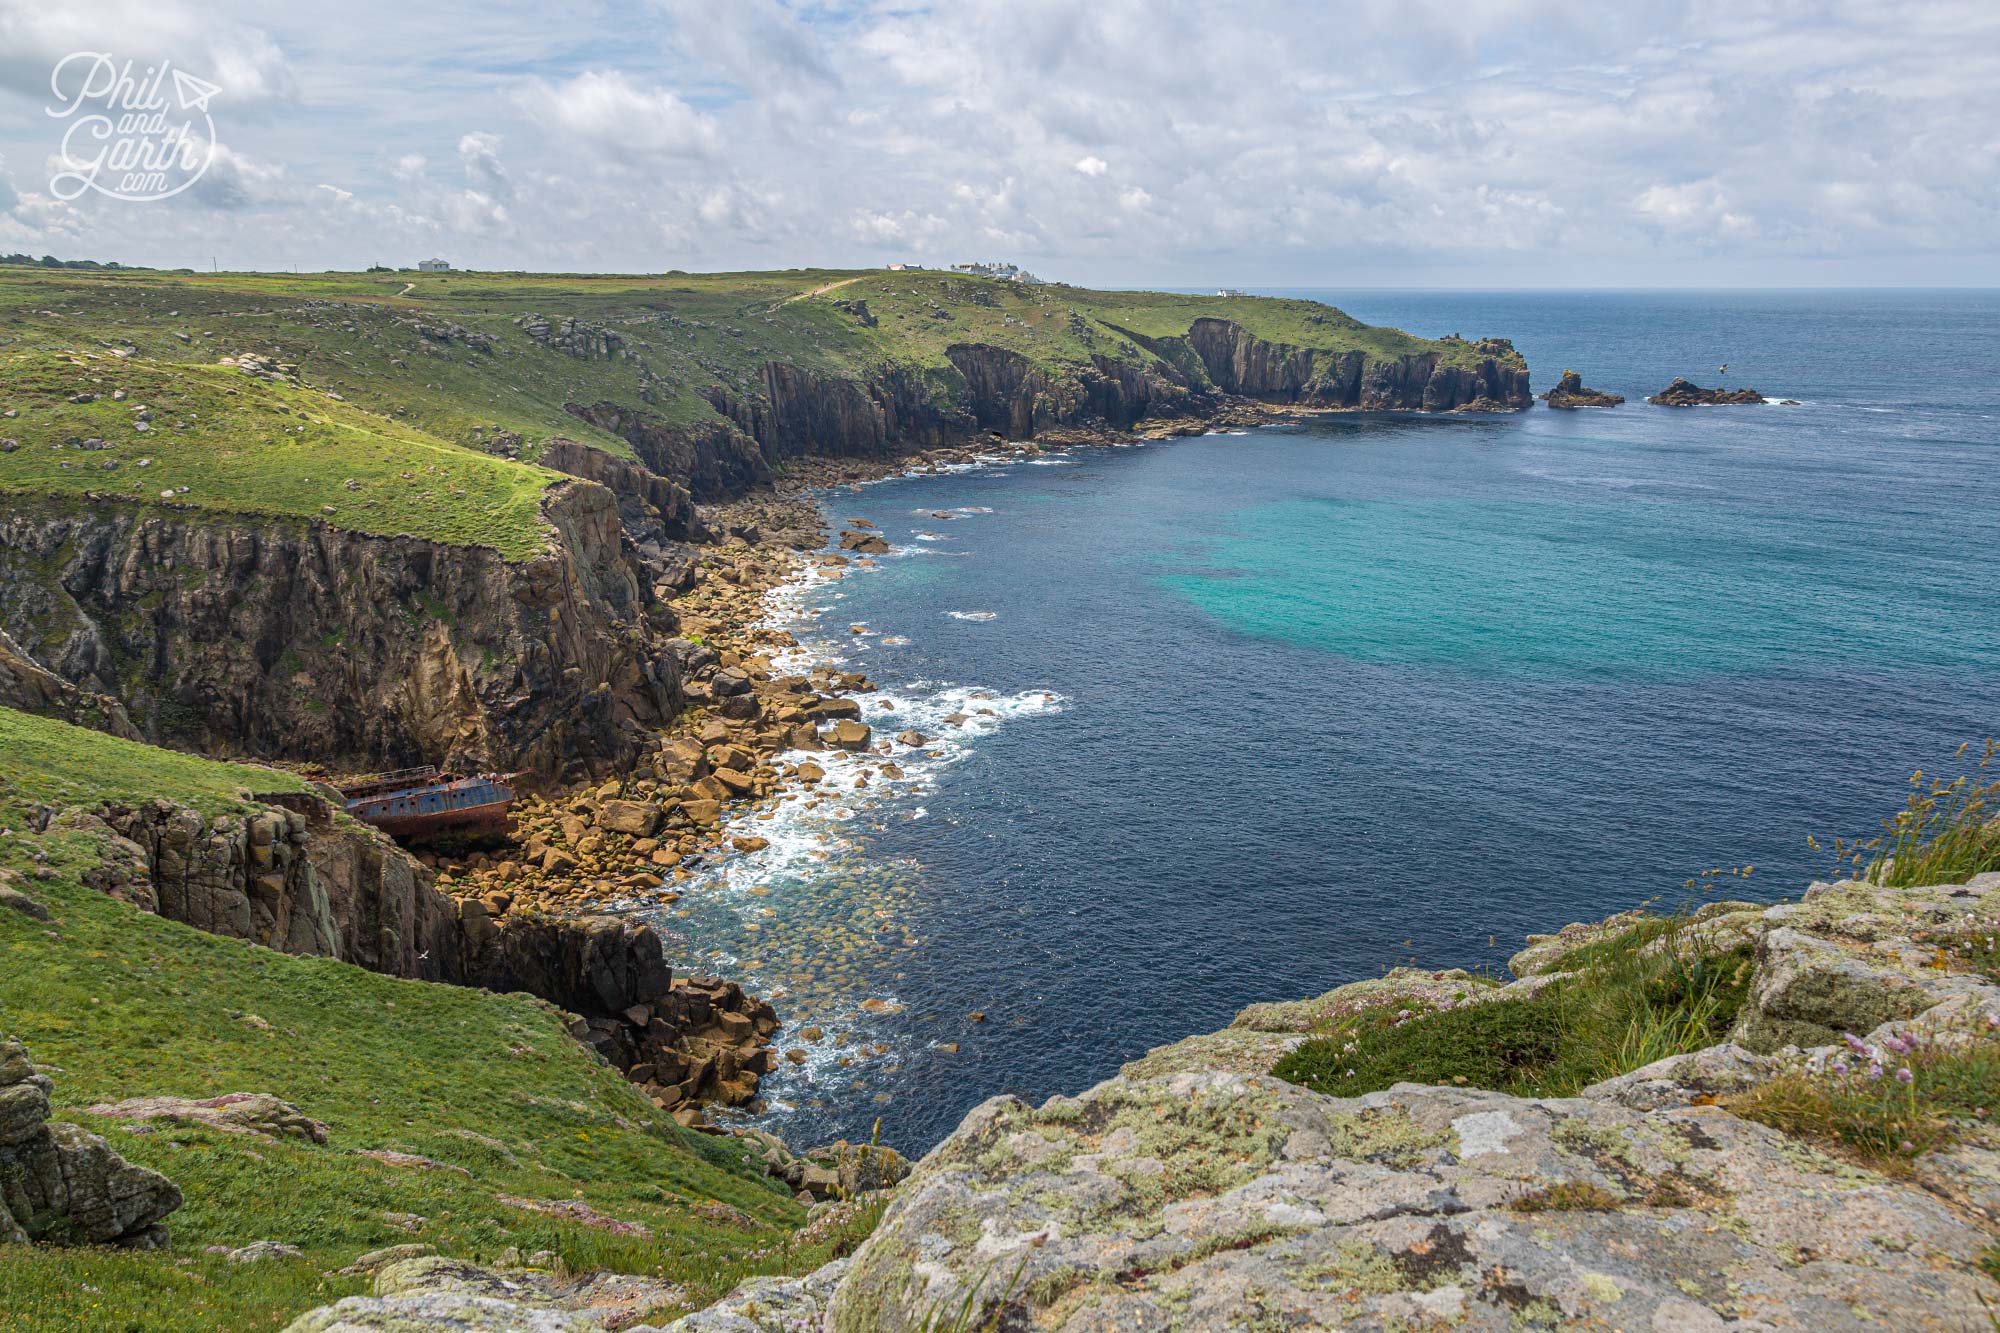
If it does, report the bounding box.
[1178,319,1531,412]
[0,482,678,781]
[284,1254,687,1332]
[660,874,2000,1331]
[1648,377,1766,406]
[54,793,777,1111]
[1540,369,1624,409]
[0,1039,182,1249]
[0,626,139,740]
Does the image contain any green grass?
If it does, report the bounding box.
[0,710,882,1330]
[0,351,560,560]
[0,706,307,816]
[1861,741,2000,889]
[1273,919,1755,1100]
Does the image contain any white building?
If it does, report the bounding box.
[417,257,451,272]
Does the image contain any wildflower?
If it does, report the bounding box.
[1843,1033,1869,1054]
[1830,1059,1849,1075]
[1882,1033,1913,1055]
[1867,1062,1883,1080]
[1895,1066,1913,1084]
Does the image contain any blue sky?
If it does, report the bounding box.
[1,0,1995,285]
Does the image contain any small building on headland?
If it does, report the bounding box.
[885,262,923,271]
[417,257,451,273]
[1216,287,1246,298]
[951,260,1048,285]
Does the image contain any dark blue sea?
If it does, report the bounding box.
[656,290,2000,1151]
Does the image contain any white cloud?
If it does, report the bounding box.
[0,0,1994,281]
[516,70,720,163]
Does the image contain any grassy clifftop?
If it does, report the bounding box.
[0,266,1523,477]
[0,350,562,561]
[0,707,857,1331]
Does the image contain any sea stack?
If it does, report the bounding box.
[1541,369,1624,409]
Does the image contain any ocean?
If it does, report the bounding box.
[651,289,2000,1151]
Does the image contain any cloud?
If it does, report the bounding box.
[0,0,1994,281]
[516,70,720,163]
[455,132,513,202]
[0,0,295,103]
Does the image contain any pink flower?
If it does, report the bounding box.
[1895,1066,1914,1084]
[1867,1062,1884,1080]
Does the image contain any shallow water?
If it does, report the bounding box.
[649,290,2000,1151]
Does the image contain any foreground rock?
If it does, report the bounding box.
[828,1069,1993,1331]
[0,1039,182,1248]
[1540,368,1624,409]
[699,873,2000,1329]
[284,1255,685,1332]
[1648,376,1766,406]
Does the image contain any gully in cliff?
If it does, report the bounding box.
[337,766,520,841]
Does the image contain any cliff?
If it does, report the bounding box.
[0,483,677,780]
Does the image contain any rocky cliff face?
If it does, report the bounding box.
[0,626,138,740]
[1180,318,1531,411]
[48,792,781,1115]
[0,483,678,780]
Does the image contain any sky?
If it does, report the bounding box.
[0,0,1995,286]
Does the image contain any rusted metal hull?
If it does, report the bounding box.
[357,800,513,840]
[340,771,517,842]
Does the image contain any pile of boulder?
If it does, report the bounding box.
[0,1039,182,1249]
[513,313,632,361]
[572,976,780,1123]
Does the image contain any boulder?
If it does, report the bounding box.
[81,1092,331,1144]
[0,1039,182,1249]
[826,721,871,752]
[594,800,661,839]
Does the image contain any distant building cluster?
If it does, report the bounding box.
[884,262,923,271]
[1216,287,1246,298]
[949,260,1048,285]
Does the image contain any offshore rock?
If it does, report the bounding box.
[0,1038,182,1249]
[1648,377,1765,406]
[1541,369,1625,409]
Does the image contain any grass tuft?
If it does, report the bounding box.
[1729,1021,2000,1168]
[1274,918,1755,1100]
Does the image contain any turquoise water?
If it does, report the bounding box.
[661,290,2000,1151]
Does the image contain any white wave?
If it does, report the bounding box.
[945,610,997,621]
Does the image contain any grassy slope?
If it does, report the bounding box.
[0,350,561,561]
[0,708,844,1332]
[0,267,1515,478]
